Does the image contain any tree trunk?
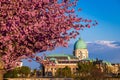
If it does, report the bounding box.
[0,58,5,80]
[0,70,4,80]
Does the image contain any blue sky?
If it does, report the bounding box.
[72,0,120,42]
[23,0,120,69]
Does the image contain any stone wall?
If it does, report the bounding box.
[5,78,73,80]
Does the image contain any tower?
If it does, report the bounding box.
[73,38,88,60]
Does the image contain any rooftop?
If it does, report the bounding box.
[46,54,78,60]
[74,38,87,50]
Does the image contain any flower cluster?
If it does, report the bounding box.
[0,0,96,70]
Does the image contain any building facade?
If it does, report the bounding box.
[43,38,89,76]
[42,38,120,77]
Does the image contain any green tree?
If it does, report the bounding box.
[55,66,72,78]
[63,66,72,78]
[19,66,31,78]
[77,62,94,76]
[55,68,62,77]
[75,62,105,80]
[4,68,19,78]
[4,66,31,78]
[0,0,96,79]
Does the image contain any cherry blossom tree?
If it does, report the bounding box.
[0,0,97,75]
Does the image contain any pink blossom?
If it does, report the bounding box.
[0,0,96,71]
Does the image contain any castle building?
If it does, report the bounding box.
[43,38,89,76]
[73,38,88,60]
[42,38,120,77]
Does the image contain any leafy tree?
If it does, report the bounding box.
[0,0,95,70]
[4,68,19,78]
[75,62,105,80]
[4,66,31,78]
[77,62,94,76]
[18,66,31,78]
[55,66,72,78]
[0,0,97,79]
[55,68,62,77]
[63,66,72,78]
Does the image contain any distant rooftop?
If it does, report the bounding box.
[46,53,78,60]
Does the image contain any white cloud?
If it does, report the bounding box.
[86,41,93,44]
[87,40,120,48]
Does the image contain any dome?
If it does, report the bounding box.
[74,38,87,50]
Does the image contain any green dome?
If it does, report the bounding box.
[74,38,87,50]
